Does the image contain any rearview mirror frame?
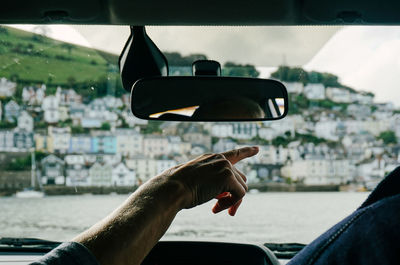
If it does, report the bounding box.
[131,76,289,122]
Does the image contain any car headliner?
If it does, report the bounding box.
[1,0,400,25]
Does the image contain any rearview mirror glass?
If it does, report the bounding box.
[131,77,288,121]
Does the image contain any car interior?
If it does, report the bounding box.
[1,0,399,264]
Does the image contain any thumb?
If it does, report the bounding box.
[221,146,259,165]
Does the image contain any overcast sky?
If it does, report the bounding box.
[8,24,400,105]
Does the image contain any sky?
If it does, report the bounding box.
[8,24,400,105]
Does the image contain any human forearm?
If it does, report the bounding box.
[74,176,187,265]
[73,147,258,265]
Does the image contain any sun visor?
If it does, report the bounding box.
[0,0,104,23]
[303,0,400,24]
[109,0,296,25]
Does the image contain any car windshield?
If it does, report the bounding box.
[0,25,397,245]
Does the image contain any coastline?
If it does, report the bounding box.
[0,183,360,197]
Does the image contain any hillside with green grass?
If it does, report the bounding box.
[0,26,117,86]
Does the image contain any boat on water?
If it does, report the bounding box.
[15,188,45,198]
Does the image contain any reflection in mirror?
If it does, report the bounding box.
[131,77,288,121]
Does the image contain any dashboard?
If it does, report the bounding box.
[0,241,281,265]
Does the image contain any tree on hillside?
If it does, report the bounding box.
[223,62,260,78]
[67,76,77,88]
[378,131,397,145]
[271,65,348,89]
[142,120,162,134]
[0,26,9,35]
[100,122,111,131]
[61,43,74,55]
[164,52,207,66]
[271,66,307,83]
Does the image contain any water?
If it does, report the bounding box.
[0,192,369,244]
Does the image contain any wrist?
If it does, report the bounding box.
[149,174,191,212]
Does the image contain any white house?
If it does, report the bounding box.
[281,158,355,185]
[65,155,91,186]
[326,87,352,103]
[115,128,143,157]
[211,124,233,138]
[69,135,92,154]
[40,154,65,185]
[13,128,34,152]
[0,77,16,97]
[59,88,82,106]
[352,92,374,105]
[4,100,20,122]
[356,157,387,184]
[126,155,157,183]
[87,98,107,119]
[231,123,259,139]
[103,95,124,109]
[22,85,46,105]
[58,106,69,121]
[157,159,177,174]
[315,120,340,141]
[112,162,136,186]
[190,144,208,156]
[42,95,60,123]
[283,82,304,94]
[143,135,169,157]
[183,124,211,150]
[267,114,305,136]
[167,136,191,155]
[257,127,277,141]
[213,138,237,153]
[0,130,14,152]
[48,126,71,153]
[89,162,113,186]
[17,111,34,132]
[347,104,371,118]
[85,99,118,125]
[304,83,325,100]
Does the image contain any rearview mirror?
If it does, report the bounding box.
[131,76,288,121]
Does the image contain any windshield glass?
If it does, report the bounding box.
[1,25,397,245]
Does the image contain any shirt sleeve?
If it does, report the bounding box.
[29,242,100,265]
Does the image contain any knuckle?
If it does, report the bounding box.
[217,159,231,168]
[213,153,225,160]
[238,187,246,197]
[221,167,234,178]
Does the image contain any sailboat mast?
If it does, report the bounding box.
[31,149,36,188]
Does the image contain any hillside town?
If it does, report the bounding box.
[0,72,400,192]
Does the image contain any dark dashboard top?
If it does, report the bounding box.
[2,0,400,25]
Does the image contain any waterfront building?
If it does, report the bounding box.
[40,154,65,185]
[89,162,113,186]
[69,135,92,154]
[13,128,34,151]
[48,126,71,154]
[112,162,136,186]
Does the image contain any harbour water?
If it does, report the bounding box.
[0,192,369,244]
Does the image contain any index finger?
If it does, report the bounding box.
[221,146,259,165]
